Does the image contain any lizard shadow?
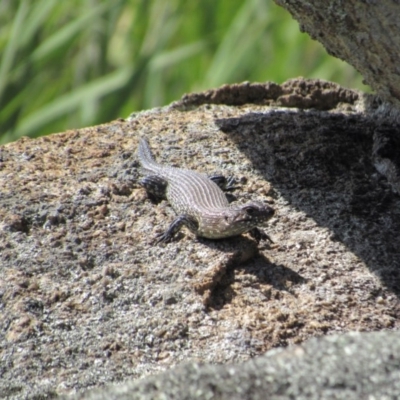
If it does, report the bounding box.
[195,236,306,310]
[214,110,400,299]
[209,255,306,311]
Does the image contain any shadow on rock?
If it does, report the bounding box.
[216,110,400,297]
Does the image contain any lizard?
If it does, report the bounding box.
[137,138,275,244]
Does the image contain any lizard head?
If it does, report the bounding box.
[231,201,274,225]
[220,201,274,234]
[199,202,275,239]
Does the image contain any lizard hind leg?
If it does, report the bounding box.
[139,175,168,202]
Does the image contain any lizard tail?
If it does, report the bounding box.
[137,138,159,174]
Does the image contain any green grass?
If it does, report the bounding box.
[0,0,369,144]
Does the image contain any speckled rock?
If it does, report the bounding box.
[68,330,400,400]
[0,79,399,399]
[274,0,400,107]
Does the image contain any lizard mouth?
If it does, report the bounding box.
[235,205,275,224]
[234,214,273,225]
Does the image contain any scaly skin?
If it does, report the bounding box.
[137,138,274,243]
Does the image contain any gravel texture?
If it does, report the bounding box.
[0,79,399,398]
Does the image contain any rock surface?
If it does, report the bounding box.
[68,330,400,400]
[274,0,400,107]
[1,79,400,399]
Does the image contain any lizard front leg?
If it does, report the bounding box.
[155,215,199,244]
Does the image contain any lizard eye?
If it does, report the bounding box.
[244,206,256,215]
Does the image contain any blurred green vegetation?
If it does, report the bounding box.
[0,0,369,144]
